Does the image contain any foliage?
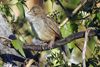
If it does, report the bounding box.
[0,0,100,67]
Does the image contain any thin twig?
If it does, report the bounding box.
[56,0,69,15]
[57,0,88,28]
[76,13,90,20]
[82,29,90,67]
[25,59,34,67]
[0,36,12,41]
[71,0,87,17]
[59,18,69,28]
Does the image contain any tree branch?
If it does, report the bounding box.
[23,29,100,51]
[56,0,69,16]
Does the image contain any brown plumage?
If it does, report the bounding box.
[25,5,66,54]
[26,5,61,42]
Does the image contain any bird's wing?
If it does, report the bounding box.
[44,17,61,37]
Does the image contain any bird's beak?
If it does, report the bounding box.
[27,10,32,15]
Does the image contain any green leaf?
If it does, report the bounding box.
[0,4,12,17]
[16,2,25,19]
[69,0,80,5]
[62,0,80,9]
[44,0,53,13]
[97,13,100,21]
[11,39,26,57]
[60,22,73,37]
[60,22,78,48]
[8,0,18,5]
[87,37,96,53]
[60,22,78,37]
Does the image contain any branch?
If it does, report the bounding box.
[82,29,90,67]
[71,0,87,17]
[56,0,69,16]
[23,29,100,51]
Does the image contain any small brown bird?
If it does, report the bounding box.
[25,5,66,54]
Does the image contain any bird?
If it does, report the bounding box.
[25,5,67,55]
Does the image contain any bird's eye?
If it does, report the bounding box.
[33,9,35,13]
[33,7,40,12]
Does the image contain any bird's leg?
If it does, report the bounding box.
[32,38,47,45]
[48,38,55,48]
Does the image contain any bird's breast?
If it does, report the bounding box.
[31,18,56,41]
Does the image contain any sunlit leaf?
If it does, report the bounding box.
[60,22,78,48]
[86,37,96,58]
[44,0,53,13]
[11,39,26,57]
[16,1,25,19]
[8,0,18,5]
[69,46,82,64]
[88,37,96,51]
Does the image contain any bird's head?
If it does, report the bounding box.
[28,5,44,16]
